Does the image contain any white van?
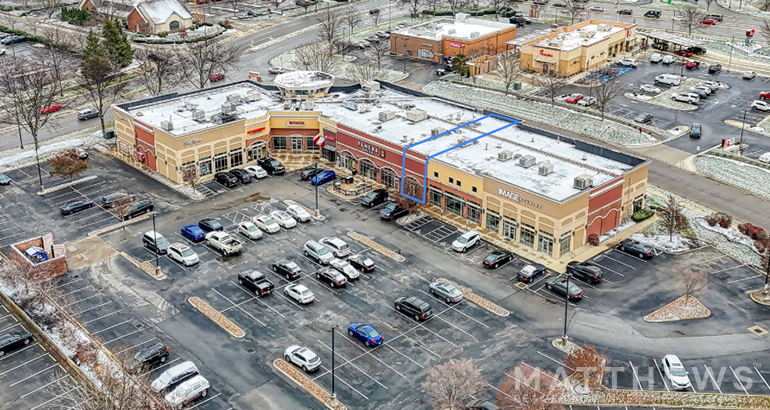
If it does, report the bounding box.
[654,74,681,86]
[151,361,200,393]
[650,53,663,63]
[165,375,209,409]
[758,152,770,163]
[661,55,675,65]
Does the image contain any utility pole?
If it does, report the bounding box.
[562,272,572,342]
[739,108,747,156]
[388,0,391,29]
[727,35,735,72]
[314,161,320,217]
[402,36,408,73]
[328,326,338,402]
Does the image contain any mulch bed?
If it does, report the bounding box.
[273,359,347,410]
[347,232,406,262]
[188,297,245,338]
[643,296,711,322]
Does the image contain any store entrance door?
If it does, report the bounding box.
[290,136,303,151]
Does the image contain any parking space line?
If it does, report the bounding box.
[537,351,569,369]
[612,250,648,263]
[315,339,391,388]
[653,359,670,392]
[0,313,9,321]
[730,366,749,395]
[92,319,134,335]
[72,301,112,316]
[710,265,745,275]
[602,255,636,269]
[727,275,761,284]
[387,307,458,348]
[220,285,273,324]
[629,361,644,390]
[139,357,181,378]
[103,328,145,345]
[336,335,410,380]
[0,343,41,362]
[8,363,59,387]
[705,365,722,394]
[400,333,441,358]
[0,232,24,243]
[0,322,21,333]
[318,364,371,400]
[417,290,489,329]
[61,294,102,308]
[116,338,158,356]
[53,277,85,289]
[432,315,478,341]
[185,392,222,409]
[82,309,123,325]
[754,366,770,392]
[19,373,71,399]
[53,284,95,300]
[383,344,425,369]
[0,353,49,377]
[591,262,625,277]
[29,386,81,410]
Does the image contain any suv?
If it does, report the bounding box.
[752,100,770,112]
[452,230,481,252]
[380,201,409,220]
[707,63,722,74]
[284,346,322,372]
[229,169,252,184]
[272,259,302,280]
[164,375,210,408]
[304,240,335,264]
[0,330,33,357]
[617,8,632,15]
[361,188,388,207]
[672,92,700,104]
[662,354,692,390]
[644,10,661,18]
[143,231,170,254]
[509,16,530,26]
[654,74,680,86]
[123,200,153,220]
[129,342,169,372]
[215,172,238,187]
[649,53,663,63]
[238,269,275,296]
[77,109,99,120]
[634,112,653,124]
[566,261,603,283]
[320,237,351,258]
[690,123,702,138]
[102,191,136,208]
[394,296,433,321]
[258,157,285,175]
[151,361,200,393]
[661,55,675,65]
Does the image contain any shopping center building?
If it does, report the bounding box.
[113,73,649,258]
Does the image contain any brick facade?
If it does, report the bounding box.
[10,234,68,279]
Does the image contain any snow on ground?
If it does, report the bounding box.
[443,73,535,95]
[270,49,408,83]
[710,0,770,20]
[630,233,696,252]
[422,81,660,146]
[626,77,700,111]
[695,218,758,252]
[135,25,225,42]
[599,219,636,243]
[644,296,711,322]
[693,155,770,201]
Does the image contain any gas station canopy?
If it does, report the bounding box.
[640,30,708,48]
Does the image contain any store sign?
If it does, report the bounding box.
[626,29,632,37]
[422,43,433,47]
[357,141,380,156]
[539,49,554,58]
[498,187,542,208]
[448,42,463,48]
[286,120,305,127]
[247,127,266,135]
[183,138,201,146]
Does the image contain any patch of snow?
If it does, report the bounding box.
[695,218,758,252]
[0,139,85,171]
[599,219,635,242]
[630,233,696,252]
[693,155,770,201]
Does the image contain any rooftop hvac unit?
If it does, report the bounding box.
[597,24,612,32]
[497,150,513,161]
[343,100,359,111]
[431,127,447,136]
[580,30,596,38]
[304,99,315,110]
[246,90,262,101]
[448,29,456,35]
[227,94,242,104]
[470,31,480,39]
[573,174,593,190]
[406,108,427,122]
[455,12,469,22]
[518,155,536,168]
[548,39,563,47]
[160,120,174,131]
[221,103,236,115]
[359,105,371,113]
[192,109,206,122]
[379,110,395,121]
[362,81,380,92]
[401,135,408,143]
[538,161,554,176]
[283,100,293,110]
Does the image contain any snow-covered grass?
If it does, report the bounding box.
[693,155,770,201]
[630,233,699,252]
[714,0,770,19]
[706,41,770,61]
[644,295,711,322]
[0,124,105,172]
[443,73,535,95]
[133,25,225,42]
[270,48,408,83]
[695,218,758,252]
[423,81,660,146]
[599,220,636,243]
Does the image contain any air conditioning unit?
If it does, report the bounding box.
[597,24,612,32]
[227,94,241,104]
[580,30,596,38]
[221,103,236,115]
[192,109,206,122]
[497,150,513,161]
[283,100,292,110]
[406,108,427,122]
[362,81,380,92]
[176,105,186,112]
[343,100,358,111]
[573,174,593,190]
[160,120,173,131]
[379,110,395,121]
[518,155,536,168]
[470,31,480,39]
[448,29,456,35]
[246,90,262,101]
[538,161,554,176]
[548,39,563,47]
[431,127,447,136]
[304,99,315,110]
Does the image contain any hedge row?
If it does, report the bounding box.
[0,24,73,50]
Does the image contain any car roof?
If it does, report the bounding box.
[290,284,310,292]
[242,269,264,279]
[184,224,203,230]
[169,242,189,250]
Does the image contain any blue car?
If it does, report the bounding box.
[0,172,10,185]
[348,322,383,347]
[310,170,336,186]
[181,225,206,242]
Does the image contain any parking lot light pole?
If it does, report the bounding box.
[739,109,747,155]
[314,161,320,217]
[388,0,391,29]
[562,273,571,342]
[151,213,161,276]
[328,326,338,401]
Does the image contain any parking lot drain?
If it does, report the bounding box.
[188,297,245,339]
[347,232,406,262]
[273,359,347,410]
[135,324,143,328]
[748,325,768,336]
[515,282,528,290]
[247,348,255,353]
[437,278,510,317]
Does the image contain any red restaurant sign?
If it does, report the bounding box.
[247,127,266,135]
[539,49,554,58]
[448,42,463,48]
[286,120,305,127]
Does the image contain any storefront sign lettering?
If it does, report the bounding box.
[448,42,463,48]
[247,127,266,135]
[286,120,305,127]
[539,49,554,58]
[498,187,542,208]
[323,130,337,142]
[183,138,201,146]
[422,43,433,47]
[357,141,380,156]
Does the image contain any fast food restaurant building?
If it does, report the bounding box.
[113,74,649,258]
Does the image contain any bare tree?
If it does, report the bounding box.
[368,39,391,69]
[41,0,66,18]
[497,363,564,410]
[534,73,568,106]
[33,27,75,97]
[563,0,583,25]
[370,8,381,27]
[230,0,243,16]
[135,48,181,96]
[342,6,363,44]
[294,42,340,73]
[494,53,521,94]
[565,345,606,391]
[760,249,770,294]
[426,0,445,13]
[404,0,423,17]
[48,149,89,180]
[761,19,770,40]
[758,0,770,11]
[0,260,60,312]
[422,359,486,410]
[488,0,507,18]
[678,4,705,36]
[703,0,717,10]
[589,78,623,121]
[679,268,707,306]
[175,37,243,89]
[346,57,383,84]
[80,32,129,138]
[659,194,688,241]
[0,13,18,30]
[446,0,464,14]
[182,163,201,190]
[316,8,343,50]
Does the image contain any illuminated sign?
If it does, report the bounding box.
[498,187,542,208]
[357,141,380,156]
[539,49,554,58]
[183,138,201,146]
[247,127,266,135]
[286,120,305,127]
[448,42,463,48]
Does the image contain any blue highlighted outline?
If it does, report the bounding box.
[400,113,521,203]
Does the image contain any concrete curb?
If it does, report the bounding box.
[438,278,510,317]
[188,297,245,338]
[749,289,770,307]
[119,251,167,281]
[87,211,156,237]
[272,359,348,410]
[643,296,712,322]
[37,175,98,196]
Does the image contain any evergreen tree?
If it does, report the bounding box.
[81,30,106,62]
[102,19,133,67]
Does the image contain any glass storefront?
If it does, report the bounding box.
[486,211,500,233]
[429,189,443,207]
[198,156,212,176]
[290,136,303,151]
[359,159,378,181]
[272,135,287,150]
[322,147,336,163]
[382,168,400,190]
[445,193,464,217]
[214,153,228,172]
[633,196,644,213]
[306,136,319,151]
[230,149,243,168]
[247,141,266,161]
[502,218,517,240]
[559,233,572,256]
[538,231,554,255]
[339,153,356,171]
[467,203,482,224]
[520,224,536,248]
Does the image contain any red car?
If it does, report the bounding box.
[685,60,700,70]
[41,103,62,114]
[760,91,770,100]
[675,50,693,57]
[209,73,225,82]
[700,18,716,25]
[565,93,584,104]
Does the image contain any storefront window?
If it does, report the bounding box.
[520,224,536,248]
[322,148,336,163]
[230,149,243,167]
[339,153,356,171]
[486,211,500,233]
[306,136,319,151]
[633,196,644,213]
[445,194,464,217]
[248,141,266,161]
[382,168,400,190]
[359,159,378,181]
[503,218,517,240]
[214,153,228,172]
[198,156,212,176]
[538,231,554,255]
[429,188,442,207]
[273,135,287,150]
[559,233,572,256]
[290,136,303,151]
[467,203,481,224]
[404,178,421,198]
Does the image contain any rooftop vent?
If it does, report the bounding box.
[246,90,262,102]
[431,127,447,136]
[514,153,522,159]
[343,100,358,111]
[448,29,456,35]
[497,150,513,161]
[597,24,612,32]
[192,109,206,122]
[406,108,428,122]
[455,12,469,22]
[547,39,563,47]
[221,103,236,115]
[455,113,461,121]
[518,155,536,168]
[304,99,315,110]
[227,94,243,105]
[538,161,554,176]
[160,120,174,131]
[580,30,596,38]
[379,110,396,121]
[283,100,292,110]
[362,81,380,92]
[573,174,593,190]
[401,135,408,143]
[470,31,480,39]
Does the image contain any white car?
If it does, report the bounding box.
[639,84,661,94]
[588,5,603,11]
[752,100,770,112]
[270,210,297,229]
[167,242,199,266]
[375,30,389,38]
[243,165,268,179]
[661,354,691,390]
[671,93,699,104]
[672,14,683,21]
[284,284,315,304]
[330,258,360,280]
[319,237,351,258]
[238,221,263,240]
[759,152,770,163]
[284,345,321,372]
[617,58,637,67]
[452,230,481,252]
[286,204,312,222]
[692,85,712,95]
[743,70,757,80]
[576,96,597,107]
[698,80,721,91]
[253,215,280,233]
[164,375,210,408]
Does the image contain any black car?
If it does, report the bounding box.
[272,259,302,280]
[129,342,169,372]
[643,10,661,18]
[123,199,153,220]
[347,254,376,272]
[238,269,275,296]
[215,172,238,187]
[361,188,388,207]
[380,202,408,220]
[690,123,702,138]
[0,330,33,357]
[102,191,137,208]
[482,250,514,269]
[552,2,565,6]
[316,267,347,288]
[60,200,94,215]
[708,63,722,74]
[516,264,547,283]
[1,35,26,45]
[394,296,433,321]
[198,218,223,232]
[617,9,632,15]
[229,169,252,184]
[566,261,603,283]
[300,168,323,181]
[545,277,584,300]
[258,157,285,175]
[509,17,530,26]
[617,239,654,259]
[466,399,499,410]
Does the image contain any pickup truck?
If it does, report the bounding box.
[566,260,603,283]
[238,269,275,296]
[206,231,243,256]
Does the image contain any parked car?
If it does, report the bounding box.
[394,296,433,321]
[348,322,383,347]
[268,67,285,74]
[693,85,712,95]
[286,204,312,222]
[198,218,223,232]
[661,55,675,65]
[588,5,604,11]
[253,215,280,233]
[661,354,692,390]
[320,237,351,258]
[77,109,99,120]
[743,71,757,80]
[214,172,238,187]
[380,201,409,220]
[517,263,547,283]
[348,253,376,272]
[181,224,206,242]
[238,221,263,240]
[304,240,335,264]
[229,168,252,184]
[151,361,200,393]
[257,157,285,175]
[1,35,25,45]
[565,93,584,104]
[654,73,680,85]
[577,96,597,107]
[698,80,721,91]
[428,280,464,303]
[643,10,661,18]
[41,103,63,114]
[700,18,717,25]
[60,200,94,215]
[672,93,699,104]
[168,242,199,266]
[452,230,481,252]
[705,13,723,21]
[482,250,514,269]
[164,375,210,409]
[351,41,370,49]
[689,122,702,139]
[649,53,663,63]
[364,35,380,43]
[653,42,670,51]
[685,60,700,70]
[675,50,694,57]
[0,330,33,357]
[316,267,347,287]
[759,152,770,163]
[285,284,315,304]
[708,63,722,74]
[330,258,360,280]
[509,16,531,26]
[0,172,10,185]
[752,100,770,112]
[206,231,243,256]
[466,399,499,410]
[310,170,336,185]
[285,346,322,372]
[300,168,323,180]
[566,260,603,283]
[375,30,389,38]
[639,84,661,94]
[545,276,584,300]
[238,269,275,296]
[244,165,268,179]
[617,8,632,15]
[128,342,169,372]
[361,188,389,207]
[102,191,136,208]
[209,73,225,83]
[617,58,638,67]
[689,87,709,98]
[270,210,297,229]
[273,259,302,280]
[123,200,154,220]
[617,239,655,258]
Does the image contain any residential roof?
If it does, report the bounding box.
[391,16,512,41]
[529,23,626,51]
[138,0,192,23]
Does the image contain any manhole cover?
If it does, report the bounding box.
[515,282,529,290]
[247,348,255,354]
[339,208,347,212]
[135,323,144,329]
[748,325,768,336]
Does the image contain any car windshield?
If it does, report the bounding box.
[287,262,299,270]
[181,248,195,257]
[270,160,281,167]
[210,221,222,229]
[384,203,395,210]
[156,237,169,245]
[265,218,275,225]
[301,289,312,296]
[247,225,258,231]
[365,328,380,338]
[484,254,498,262]
[157,371,174,385]
[568,284,581,293]
[446,286,461,295]
[318,248,329,255]
[365,192,377,199]
[671,367,687,377]
[457,237,468,244]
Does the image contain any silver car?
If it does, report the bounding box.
[320,237,351,258]
[330,258,360,280]
[428,281,464,303]
[286,204,312,222]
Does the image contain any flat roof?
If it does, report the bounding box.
[392,17,511,41]
[274,71,334,89]
[529,23,625,51]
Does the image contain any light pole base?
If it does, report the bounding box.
[155,266,162,276]
[330,394,338,406]
[561,335,569,343]
[763,283,769,295]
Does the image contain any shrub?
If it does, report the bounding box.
[705,214,717,226]
[717,213,732,228]
[738,223,766,240]
[632,208,655,222]
[756,240,767,254]
[587,233,600,246]
[157,31,169,37]
[218,21,233,29]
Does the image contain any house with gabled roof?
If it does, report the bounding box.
[78,0,193,34]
